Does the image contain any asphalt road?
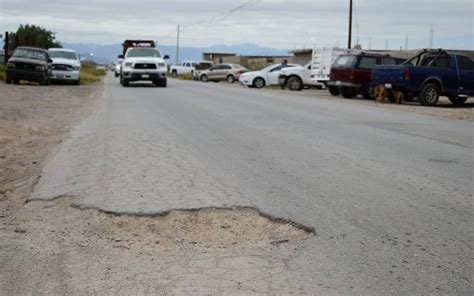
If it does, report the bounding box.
[32,75,473,295]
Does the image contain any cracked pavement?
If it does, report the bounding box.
[6,75,474,295]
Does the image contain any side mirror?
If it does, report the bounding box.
[118,54,124,59]
[164,55,170,60]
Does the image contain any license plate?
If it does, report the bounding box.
[142,74,149,79]
[335,81,342,86]
[56,74,64,79]
[385,83,392,89]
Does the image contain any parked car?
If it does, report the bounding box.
[193,61,214,80]
[114,59,123,77]
[278,48,360,91]
[5,46,52,85]
[170,60,199,77]
[199,64,248,83]
[119,47,170,87]
[239,63,298,88]
[327,53,406,98]
[371,49,474,106]
[48,48,81,85]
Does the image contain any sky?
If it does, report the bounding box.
[1,0,473,50]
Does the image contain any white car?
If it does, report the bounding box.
[114,59,123,77]
[120,47,169,87]
[48,48,81,85]
[239,63,298,88]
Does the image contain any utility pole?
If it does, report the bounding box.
[429,24,433,48]
[385,38,389,50]
[356,23,359,46]
[176,24,180,65]
[368,36,372,50]
[405,34,408,50]
[348,0,353,49]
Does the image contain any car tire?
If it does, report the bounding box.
[227,75,235,84]
[341,87,358,98]
[122,78,130,87]
[448,96,468,106]
[74,79,80,86]
[253,77,265,89]
[6,73,12,84]
[328,86,340,96]
[287,76,303,91]
[201,75,208,82]
[418,83,440,106]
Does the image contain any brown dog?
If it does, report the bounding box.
[373,85,404,104]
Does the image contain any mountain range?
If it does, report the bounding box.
[62,43,290,65]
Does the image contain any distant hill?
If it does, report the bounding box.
[62,42,290,65]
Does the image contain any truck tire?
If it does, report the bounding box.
[159,79,167,87]
[418,83,440,106]
[172,70,177,77]
[328,86,340,96]
[448,96,468,106]
[122,78,130,87]
[227,75,235,83]
[201,74,208,82]
[341,87,358,98]
[287,76,303,91]
[253,77,265,89]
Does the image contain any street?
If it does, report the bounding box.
[9,74,474,294]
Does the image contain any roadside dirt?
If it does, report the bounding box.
[0,80,315,295]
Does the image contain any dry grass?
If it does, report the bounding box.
[0,64,5,81]
[80,67,107,84]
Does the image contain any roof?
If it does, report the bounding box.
[202,52,237,56]
[15,46,48,52]
[48,48,77,52]
[289,48,313,54]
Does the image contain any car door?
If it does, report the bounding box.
[220,65,232,80]
[456,55,474,96]
[208,65,221,79]
[267,65,286,85]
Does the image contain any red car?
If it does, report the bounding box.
[327,53,405,99]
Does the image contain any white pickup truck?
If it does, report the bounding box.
[169,60,199,76]
[279,47,359,91]
[120,47,170,87]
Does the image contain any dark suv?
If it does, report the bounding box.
[327,53,405,98]
[6,46,52,85]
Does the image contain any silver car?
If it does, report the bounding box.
[199,64,248,83]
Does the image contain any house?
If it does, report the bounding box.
[202,52,237,64]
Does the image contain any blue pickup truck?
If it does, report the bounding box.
[371,50,474,106]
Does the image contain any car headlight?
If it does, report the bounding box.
[6,62,15,68]
[124,62,133,67]
[73,65,81,70]
[158,63,166,68]
[35,65,46,71]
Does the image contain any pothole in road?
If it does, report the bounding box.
[20,197,315,254]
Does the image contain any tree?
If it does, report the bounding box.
[9,24,62,50]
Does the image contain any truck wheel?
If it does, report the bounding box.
[159,79,167,87]
[341,87,357,98]
[201,75,208,82]
[114,72,119,77]
[227,75,235,83]
[287,76,303,91]
[328,86,340,96]
[122,79,130,87]
[253,77,265,89]
[6,73,12,84]
[418,83,440,106]
[448,96,468,106]
[172,70,177,77]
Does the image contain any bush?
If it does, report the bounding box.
[0,64,5,81]
[80,66,107,84]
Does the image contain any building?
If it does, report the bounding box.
[289,48,313,66]
[202,52,237,64]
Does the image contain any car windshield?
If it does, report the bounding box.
[12,48,47,61]
[332,55,357,68]
[261,64,279,72]
[126,48,161,58]
[49,50,77,60]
